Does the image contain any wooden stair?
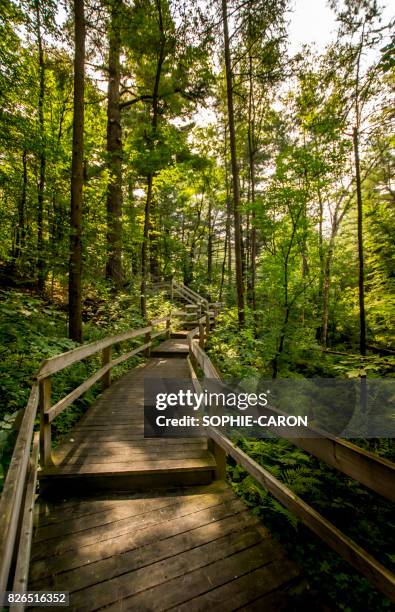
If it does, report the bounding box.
[39,452,217,492]
[38,347,217,493]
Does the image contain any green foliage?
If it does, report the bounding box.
[228,436,395,611]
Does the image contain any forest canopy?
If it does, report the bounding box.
[0,0,394,369]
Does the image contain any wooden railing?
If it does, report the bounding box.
[0,308,190,602]
[0,282,215,602]
[151,279,225,314]
[187,325,395,602]
[0,386,39,601]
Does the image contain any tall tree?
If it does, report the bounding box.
[34,0,46,293]
[68,0,85,342]
[106,0,123,289]
[221,0,245,326]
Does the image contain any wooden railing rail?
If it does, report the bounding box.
[37,326,152,379]
[0,385,40,601]
[187,332,395,601]
[0,297,195,602]
[172,281,208,307]
[187,334,395,501]
[208,426,395,602]
[37,324,156,466]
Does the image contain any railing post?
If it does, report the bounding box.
[145,323,152,357]
[206,311,210,341]
[199,320,205,348]
[208,438,227,480]
[166,316,171,339]
[39,377,53,467]
[102,346,112,390]
[170,279,174,302]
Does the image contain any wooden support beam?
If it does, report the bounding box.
[145,325,151,358]
[102,346,112,390]
[39,378,53,467]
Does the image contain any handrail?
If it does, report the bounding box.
[0,384,39,599]
[187,332,395,601]
[208,426,395,602]
[37,326,152,379]
[0,304,197,603]
[187,332,395,501]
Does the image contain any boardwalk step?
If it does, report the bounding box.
[39,453,217,492]
[151,338,189,357]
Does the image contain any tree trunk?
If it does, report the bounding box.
[15,150,27,262]
[247,54,257,315]
[68,0,85,343]
[35,0,46,293]
[353,126,366,356]
[140,0,165,318]
[140,174,152,320]
[221,0,245,326]
[207,197,213,298]
[321,238,335,347]
[106,1,123,289]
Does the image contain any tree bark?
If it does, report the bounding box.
[247,54,257,316]
[140,0,165,318]
[106,1,123,289]
[15,150,27,262]
[68,0,85,343]
[221,0,245,326]
[207,197,213,298]
[321,237,335,347]
[353,126,366,356]
[140,174,152,319]
[35,0,46,293]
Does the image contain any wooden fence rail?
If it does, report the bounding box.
[0,385,39,599]
[187,328,395,602]
[0,290,207,604]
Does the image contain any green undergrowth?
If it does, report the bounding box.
[208,307,395,379]
[0,287,173,490]
[205,309,394,611]
[228,436,394,612]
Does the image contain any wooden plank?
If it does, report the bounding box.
[32,487,238,545]
[11,433,40,610]
[0,383,39,597]
[40,456,217,477]
[37,326,152,378]
[45,362,113,423]
[110,342,151,368]
[288,431,395,502]
[33,507,259,596]
[150,315,170,325]
[174,558,300,611]
[31,486,238,561]
[98,539,281,612]
[59,450,212,465]
[59,527,269,610]
[30,495,246,587]
[208,427,395,602]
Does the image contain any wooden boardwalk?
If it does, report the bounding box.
[31,338,305,610]
[40,352,215,491]
[30,482,302,611]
